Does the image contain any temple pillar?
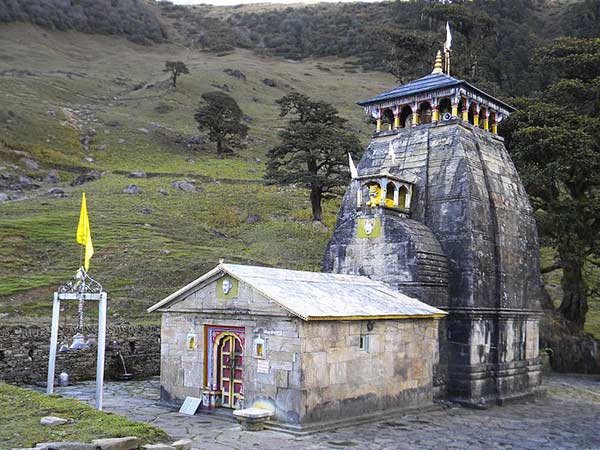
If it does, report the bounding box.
[376,118,382,132]
[483,112,489,131]
[451,103,458,118]
[393,106,400,129]
[432,106,439,123]
[461,99,469,122]
[412,103,419,126]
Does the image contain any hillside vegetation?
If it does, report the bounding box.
[0,23,393,325]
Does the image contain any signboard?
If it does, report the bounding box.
[179,396,202,415]
[257,359,270,374]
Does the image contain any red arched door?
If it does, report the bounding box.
[216,334,243,408]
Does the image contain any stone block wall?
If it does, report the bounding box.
[0,324,160,385]
[299,318,439,424]
[159,311,303,424]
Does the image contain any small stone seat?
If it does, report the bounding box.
[232,408,271,431]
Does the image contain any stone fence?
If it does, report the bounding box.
[0,324,160,385]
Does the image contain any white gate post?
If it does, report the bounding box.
[95,291,107,410]
[46,292,60,394]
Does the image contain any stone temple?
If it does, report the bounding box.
[323,53,544,405]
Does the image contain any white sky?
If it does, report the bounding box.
[171,0,381,5]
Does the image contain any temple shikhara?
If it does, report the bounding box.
[151,47,543,431]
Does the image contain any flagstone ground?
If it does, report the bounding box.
[35,374,600,450]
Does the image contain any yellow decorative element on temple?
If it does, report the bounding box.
[492,123,497,134]
[452,104,458,117]
[483,118,489,131]
[366,183,382,207]
[394,116,400,128]
[462,109,468,122]
[432,109,439,122]
[376,119,382,132]
[473,114,479,127]
[413,113,419,126]
[431,50,443,75]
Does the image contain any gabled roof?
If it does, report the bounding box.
[358,73,461,106]
[147,263,446,321]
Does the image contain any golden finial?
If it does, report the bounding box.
[432,50,443,74]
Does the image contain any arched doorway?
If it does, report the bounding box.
[215,333,244,408]
[419,102,432,124]
[400,105,413,128]
[381,108,394,131]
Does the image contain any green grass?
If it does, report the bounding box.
[0,23,388,325]
[0,384,169,450]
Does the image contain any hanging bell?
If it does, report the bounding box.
[69,332,89,350]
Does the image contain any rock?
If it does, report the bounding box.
[140,207,152,214]
[208,227,226,238]
[160,249,171,255]
[158,189,168,196]
[123,184,141,194]
[141,445,175,450]
[71,171,101,186]
[138,128,149,134]
[185,158,195,164]
[40,416,68,427]
[87,128,96,136]
[91,437,140,450]
[223,68,247,81]
[245,213,260,224]
[247,168,256,173]
[117,139,126,144]
[171,440,192,450]
[80,136,90,145]
[46,169,60,183]
[20,157,39,171]
[0,193,9,202]
[84,156,94,163]
[210,83,231,92]
[187,135,205,145]
[127,171,147,179]
[35,443,95,450]
[254,158,261,164]
[262,78,277,87]
[170,180,196,192]
[98,144,107,151]
[45,187,68,198]
[17,175,40,190]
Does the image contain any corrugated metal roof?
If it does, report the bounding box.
[148,263,446,321]
[358,73,461,106]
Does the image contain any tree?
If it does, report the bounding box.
[500,37,600,330]
[265,93,363,222]
[163,61,189,88]
[194,91,248,157]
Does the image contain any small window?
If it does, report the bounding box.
[359,334,369,352]
[253,337,265,358]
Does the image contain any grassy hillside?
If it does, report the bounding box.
[0,23,394,325]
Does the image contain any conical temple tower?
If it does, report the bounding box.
[323,53,543,404]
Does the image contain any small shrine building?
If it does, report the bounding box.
[148,263,446,432]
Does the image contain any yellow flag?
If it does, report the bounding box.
[76,192,94,271]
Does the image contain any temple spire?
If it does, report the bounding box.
[431,50,443,75]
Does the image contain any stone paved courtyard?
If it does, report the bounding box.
[40,374,600,450]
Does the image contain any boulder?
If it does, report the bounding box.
[35,443,95,450]
[171,440,192,450]
[223,68,247,81]
[71,171,101,186]
[140,207,152,215]
[117,139,126,144]
[0,193,9,202]
[262,78,277,87]
[17,175,40,190]
[20,157,39,171]
[91,437,140,450]
[170,180,196,192]
[40,416,68,427]
[138,128,149,134]
[123,184,141,194]
[45,187,67,198]
[46,169,60,183]
[245,213,260,224]
[141,445,175,450]
[127,171,147,179]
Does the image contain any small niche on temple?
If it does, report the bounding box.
[439,98,452,119]
[381,108,394,131]
[419,102,432,124]
[385,182,396,208]
[398,185,409,210]
[365,182,382,207]
[400,105,412,128]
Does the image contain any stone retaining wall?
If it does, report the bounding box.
[0,324,160,384]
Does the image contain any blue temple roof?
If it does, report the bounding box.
[358,73,462,106]
[357,73,515,112]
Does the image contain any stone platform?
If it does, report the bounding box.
[31,375,600,449]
